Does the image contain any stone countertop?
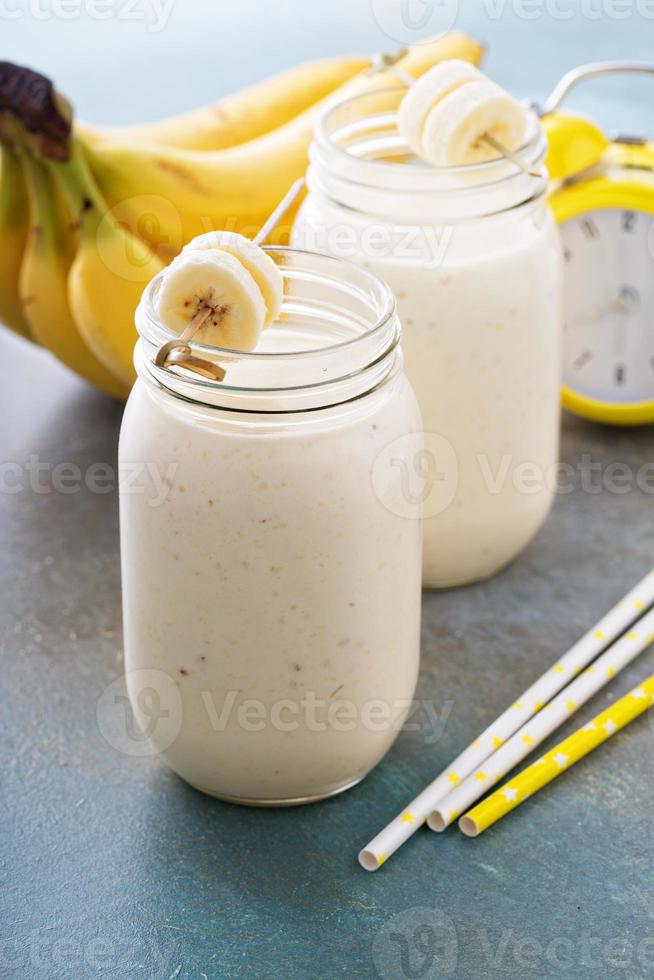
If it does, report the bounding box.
[3,6,654,978]
[3,325,654,980]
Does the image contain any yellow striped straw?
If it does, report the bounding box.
[429,607,654,832]
[459,674,654,837]
[359,567,654,870]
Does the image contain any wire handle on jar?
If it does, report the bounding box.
[542,61,654,115]
[154,178,306,382]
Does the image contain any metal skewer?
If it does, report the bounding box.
[155,178,306,380]
[480,130,541,178]
[253,177,305,247]
[154,305,221,377]
[376,56,541,179]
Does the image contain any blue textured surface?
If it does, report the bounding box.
[3,4,654,978]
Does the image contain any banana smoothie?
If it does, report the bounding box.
[376,214,562,586]
[294,87,563,586]
[120,249,423,804]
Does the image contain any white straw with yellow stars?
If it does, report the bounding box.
[359,568,654,871]
[428,607,654,831]
[459,674,654,836]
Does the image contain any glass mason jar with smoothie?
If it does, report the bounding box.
[293,70,563,588]
[119,246,423,805]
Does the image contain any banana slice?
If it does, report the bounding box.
[421,79,528,166]
[157,249,266,351]
[398,59,482,157]
[183,231,282,327]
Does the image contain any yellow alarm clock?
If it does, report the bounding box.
[541,62,654,426]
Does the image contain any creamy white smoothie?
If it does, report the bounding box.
[119,250,423,804]
[369,212,562,587]
[293,91,563,587]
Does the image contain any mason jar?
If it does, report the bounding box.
[293,88,563,588]
[119,248,423,806]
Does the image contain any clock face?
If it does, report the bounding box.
[561,207,654,405]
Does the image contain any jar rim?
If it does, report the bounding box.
[307,86,549,223]
[314,84,546,183]
[137,246,396,361]
[134,246,402,413]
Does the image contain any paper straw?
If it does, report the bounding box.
[253,178,305,246]
[459,674,654,837]
[358,567,654,870]
[428,608,654,831]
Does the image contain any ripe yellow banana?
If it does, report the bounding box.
[0,143,33,341]
[80,55,371,151]
[19,153,128,399]
[87,32,484,252]
[47,140,164,388]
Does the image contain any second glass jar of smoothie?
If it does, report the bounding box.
[293,89,563,588]
[119,249,423,805]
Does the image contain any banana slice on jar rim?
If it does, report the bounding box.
[397,60,529,167]
[182,231,283,328]
[422,80,528,166]
[398,59,483,157]
[157,249,266,351]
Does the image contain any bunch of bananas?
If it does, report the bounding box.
[0,32,482,399]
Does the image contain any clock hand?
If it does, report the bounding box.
[568,307,618,328]
[613,285,639,314]
[612,285,639,358]
[570,286,639,332]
